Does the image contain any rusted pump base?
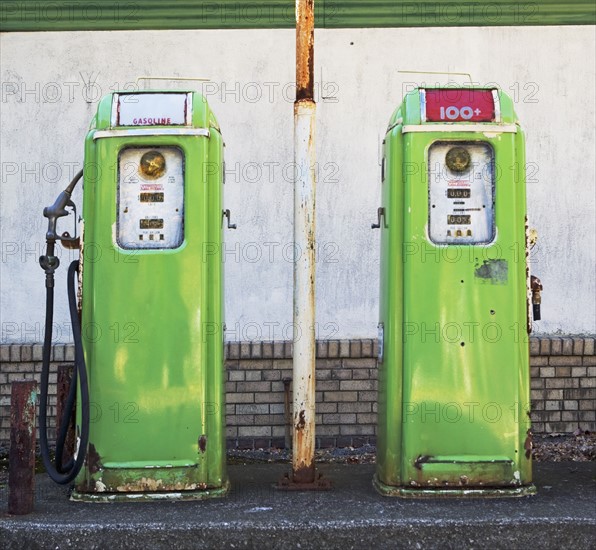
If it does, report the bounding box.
[276,470,332,491]
[373,474,536,498]
[71,480,230,502]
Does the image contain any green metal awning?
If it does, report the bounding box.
[1,1,594,32]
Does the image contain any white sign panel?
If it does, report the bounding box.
[428,141,495,245]
[115,93,190,126]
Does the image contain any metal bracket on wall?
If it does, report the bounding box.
[371,207,387,229]
[222,209,237,229]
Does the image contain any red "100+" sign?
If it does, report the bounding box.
[423,89,496,122]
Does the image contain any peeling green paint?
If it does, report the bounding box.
[475,259,509,284]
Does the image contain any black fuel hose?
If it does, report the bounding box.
[40,260,90,484]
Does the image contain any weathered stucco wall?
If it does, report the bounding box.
[1,26,595,342]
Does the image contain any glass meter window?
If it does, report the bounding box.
[428,141,495,245]
[117,146,185,249]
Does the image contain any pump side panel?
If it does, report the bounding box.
[205,126,226,485]
[400,130,531,488]
[77,132,226,493]
[514,126,532,485]
[376,125,405,486]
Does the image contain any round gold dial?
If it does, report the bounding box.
[445,146,471,173]
[139,150,166,179]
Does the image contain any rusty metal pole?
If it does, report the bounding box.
[56,365,75,467]
[292,0,316,485]
[8,380,38,515]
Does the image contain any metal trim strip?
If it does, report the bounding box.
[110,93,120,127]
[93,128,210,140]
[492,89,502,123]
[402,124,517,134]
[185,92,193,126]
[419,89,427,122]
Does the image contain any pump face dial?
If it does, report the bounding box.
[117,146,184,250]
[428,141,495,245]
[139,150,166,179]
[445,146,471,173]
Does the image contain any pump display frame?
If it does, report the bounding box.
[427,140,496,245]
[116,145,185,250]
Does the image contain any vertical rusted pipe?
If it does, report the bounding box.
[56,365,75,467]
[8,380,38,515]
[293,0,316,484]
[296,0,315,102]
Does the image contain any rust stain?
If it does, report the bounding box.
[531,275,542,322]
[8,381,37,515]
[11,381,37,432]
[78,223,84,316]
[411,458,521,488]
[86,443,102,474]
[295,0,315,102]
[9,428,35,514]
[198,434,207,454]
[292,463,316,485]
[525,215,532,333]
[293,419,314,483]
[116,478,205,492]
[307,125,315,151]
[296,409,306,430]
[61,235,80,249]
[277,469,331,490]
[56,365,75,467]
[524,429,533,459]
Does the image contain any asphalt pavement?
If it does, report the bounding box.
[1,462,595,549]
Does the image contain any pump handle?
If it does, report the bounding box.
[42,170,83,247]
[371,207,387,229]
[40,170,83,276]
[43,191,72,243]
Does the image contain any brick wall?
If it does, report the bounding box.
[225,340,378,449]
[1,337,594,450]
[529,337,595,433]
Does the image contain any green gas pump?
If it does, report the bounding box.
[39,91,231,500]
[373,87,536,497]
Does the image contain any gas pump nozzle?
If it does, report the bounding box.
[40,169,83,277]
[43,190,73,241]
